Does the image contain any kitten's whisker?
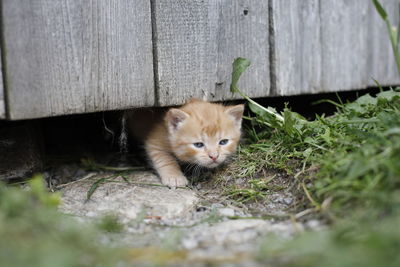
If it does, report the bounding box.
[194,165,202,178]
[184,163,196,173]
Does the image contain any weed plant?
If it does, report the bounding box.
[232,57,400,217]
[229,1,400,261]
[0,176,125,267]
[230,57,400,265]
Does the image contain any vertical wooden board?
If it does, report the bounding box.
[2,0,154,120]
[320,0,370,91]
[0,86,4,118]
[367,0,400,86]
[153,0,215,105]
[154,0,269,106]
[0,48,5,119]
[213,0,270,101]
[272,0,322,96]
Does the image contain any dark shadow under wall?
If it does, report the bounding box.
[254,87,383,120]
[0,86,387,183]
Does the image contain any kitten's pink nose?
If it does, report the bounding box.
[208,153,219,161]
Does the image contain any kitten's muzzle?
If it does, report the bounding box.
[208,153,219,162]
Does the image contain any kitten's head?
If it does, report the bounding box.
[165,99,244,168]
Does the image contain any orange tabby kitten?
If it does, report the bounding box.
[130,99,244,188]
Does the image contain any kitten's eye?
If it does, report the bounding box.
[193,142,204,148]
[219,139,229,145]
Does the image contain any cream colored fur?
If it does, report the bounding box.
[130,99,244,188]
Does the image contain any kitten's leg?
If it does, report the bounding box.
[147,149,188,188]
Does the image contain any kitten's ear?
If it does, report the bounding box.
[225,104,244,126]
[166,108,189,132]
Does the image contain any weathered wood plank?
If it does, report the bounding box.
[0,62,4,119]
[2,0,154,120]
[367,0,400,86]
[213,0,270,101]
[273,0,399,96]
[153,0,269,106]
[320,0,370,91]
[272,0,322,95]
[0,90,4,118]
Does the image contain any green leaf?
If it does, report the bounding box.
[345,103,366,114]
[248,101,267,117]
[302,148,313,158]
[355,94,377,106]
[283,108,296,136]
[372,0,388,20]
[321,127,332,145]
[248,102,276,119]
[383,127,400,136]
[377,90,400,101]
[230,57,251,93]
[229,57,285,126]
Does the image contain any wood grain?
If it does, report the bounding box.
[153,0,269,106]
[273,0,399,96]
[367,0,400,86]
[0,45,5,119]
[2,0,154,120]
[320,0,370,91]
[272,0,322,95]
[2,0,400,120]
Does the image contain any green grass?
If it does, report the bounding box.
[250,89,399,216]
[258,214,400,267]
[230,56,400,266]
[231,57,400,216]
[0,176,125,267]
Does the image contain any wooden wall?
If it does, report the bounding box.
[2,0,154,120]
[273,0,400,96]
[0,43,4,119]
[153,0,270,106]
[1,0,399,120]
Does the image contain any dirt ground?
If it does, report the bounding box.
[53,151,322,266]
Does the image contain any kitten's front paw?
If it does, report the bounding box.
[161,175,188,188]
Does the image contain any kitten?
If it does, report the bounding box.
[130,99,244,188]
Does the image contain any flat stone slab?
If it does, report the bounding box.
[182,219,271,250]
[59,171,199,223]
[181,219,299,260]
[58,169,314,266]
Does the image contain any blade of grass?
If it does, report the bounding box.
[301,182,321,210]
[372,0,388,19]
[86,177,107,201]
[372,0,400,75]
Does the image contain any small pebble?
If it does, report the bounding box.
[283,197,293,205]
[218,208,235,217]
[305,219,322,230]
[235,178,245,185]
[211,203,224,209]
[182,238,198,250]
